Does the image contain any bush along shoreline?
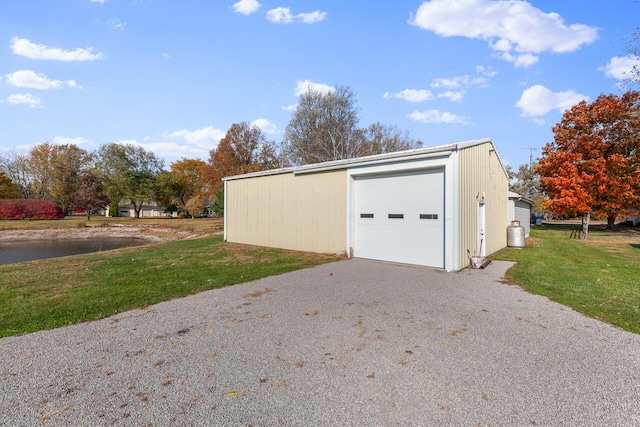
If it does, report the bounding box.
[0,200,64,220]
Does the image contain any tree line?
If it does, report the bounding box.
[0,86,422,219]
[2,83,639,231]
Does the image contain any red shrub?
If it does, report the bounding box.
[0,200,64,220]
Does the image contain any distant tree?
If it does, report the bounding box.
[0,152,34,198]
[0,143,91,210]
[25,143,55,201]
[95,143,164,218]
[283,85,364,165]
[0,171,20,199]
[283,86,424,165]
[626,25,640,85]
[510,163,539,198]
[361,122,422,155]
[510,162,546,215]
[70,171,110,220]
[95,143,129,216]
[155,158,206,217]
[211,188,224,217]
[49,144,92,213]
[203,122,278,193]
[185,194,205,219]
[537,91,640,237]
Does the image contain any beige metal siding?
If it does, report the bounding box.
[458,142,508,264]
[225,170,347,254]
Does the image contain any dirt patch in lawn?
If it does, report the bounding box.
[0,224,214,243]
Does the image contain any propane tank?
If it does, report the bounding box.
[507,220,525,248]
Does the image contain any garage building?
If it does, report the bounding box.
[223,138,509,271]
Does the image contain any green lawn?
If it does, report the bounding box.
[0,235,341,338]
[492,224,640,334]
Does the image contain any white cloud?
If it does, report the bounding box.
[438,91,464,102]
[266,7,327,24]
[298,11,327,24]
[107,19,127,30]
[431,73,491,89]
[51,136,91,146]
[282,104,298,111]
[294,79,334,96]
[515,85,588,117]
[233,0,260,15]
[90,0,106,3]
[266,7,294,23]
[383,89,434,103]
[163,126,226,148]
[7,93,42,108]
[131,140,206,163]
[599,56,640,81]
[251,118,279,135]
[5,70,81,90]
[409,0,597,68]
[11,37,104,61]
[475,65,497,77]
[495,50,539,68]
[407,109,469,124]
[427,66,495,101]
[161,52,171,59]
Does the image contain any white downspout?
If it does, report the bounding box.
[223,179,228,242]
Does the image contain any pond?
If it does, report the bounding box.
[0,238,147,265]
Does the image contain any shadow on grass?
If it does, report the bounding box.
[535,222,640,235]
[631,244,640,250]
[533,223,581,231]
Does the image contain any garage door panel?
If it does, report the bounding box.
[354,169,444,267]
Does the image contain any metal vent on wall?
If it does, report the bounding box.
[420,214,438,219]
[360,213,374,218]
[388,214,404,219]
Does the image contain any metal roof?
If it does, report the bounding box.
[223,137,506,181]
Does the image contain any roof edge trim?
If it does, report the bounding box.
[223,137,493,181]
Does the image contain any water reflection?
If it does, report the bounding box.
[0,238,146,265]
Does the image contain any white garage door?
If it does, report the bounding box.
[353,169,444,267]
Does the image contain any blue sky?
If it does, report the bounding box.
[1,0,638,169]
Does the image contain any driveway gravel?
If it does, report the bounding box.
[1,259,639,426]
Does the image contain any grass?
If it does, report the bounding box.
[491,223,640,334]
[4,217,638,337]
[0,233,342,338]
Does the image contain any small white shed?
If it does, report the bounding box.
[508,191,534,238]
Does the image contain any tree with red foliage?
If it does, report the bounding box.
[537,91,640,236]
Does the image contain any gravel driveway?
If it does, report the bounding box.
[1,259,639,426]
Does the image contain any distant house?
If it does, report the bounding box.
[106,202,175,218]
[508,191,534,238]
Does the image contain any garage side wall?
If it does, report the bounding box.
[225,170,347,254]
[458,142,508,263]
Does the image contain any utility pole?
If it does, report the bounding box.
[521,147,538,168]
